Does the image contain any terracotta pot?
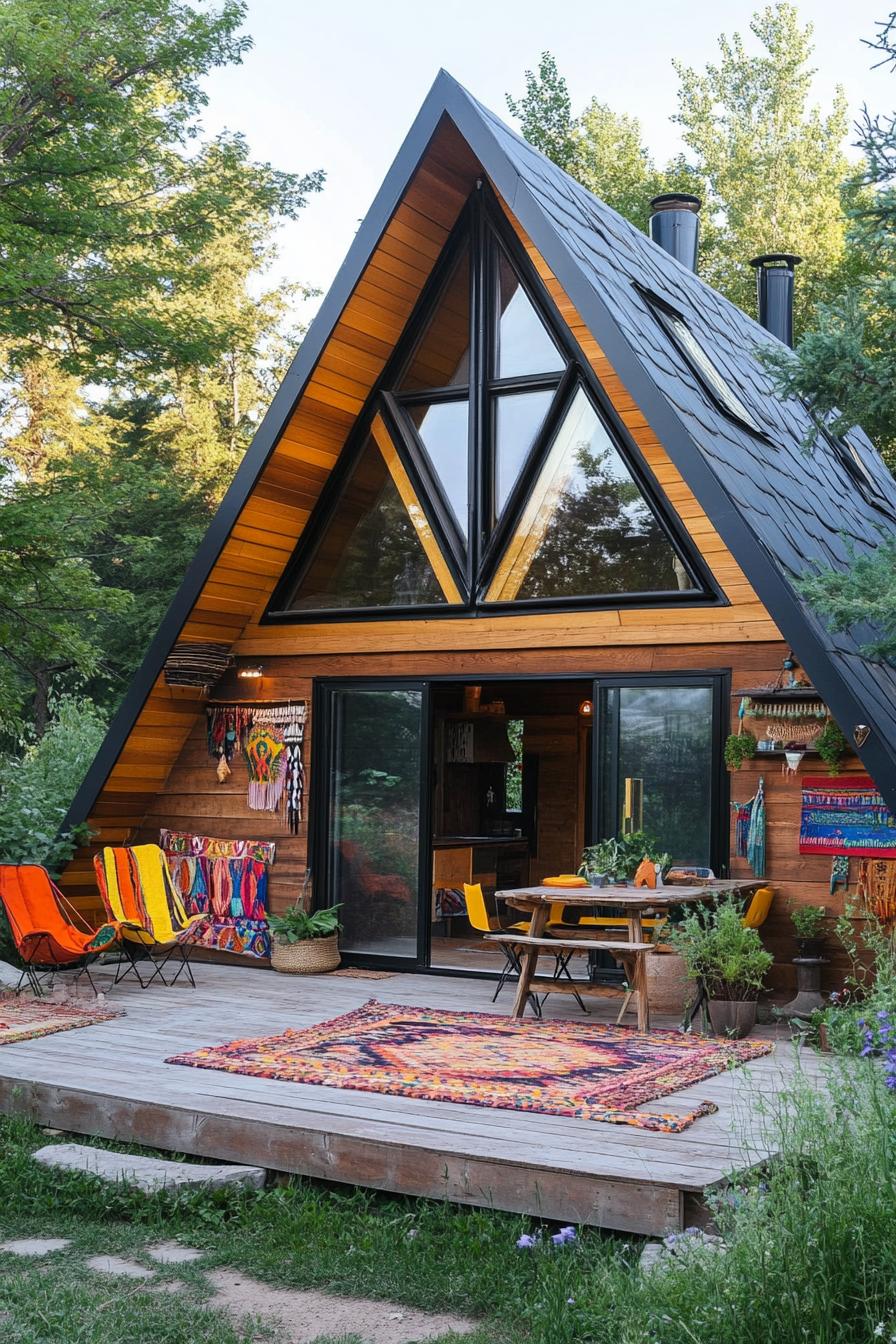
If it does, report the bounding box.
[645,950,690,1015]
[271,933,340,975]
[708,999,758,1039]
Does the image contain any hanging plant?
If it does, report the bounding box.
[724,730,758,771]
[815,720,848,776]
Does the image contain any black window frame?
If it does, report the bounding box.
[265,188,723,624]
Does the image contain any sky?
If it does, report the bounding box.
[200,0,894,316]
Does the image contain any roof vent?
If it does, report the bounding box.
[749,253,802,347]
[648,194,701,272]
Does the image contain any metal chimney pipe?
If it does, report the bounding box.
[648,193,701,272]
[749,253,802,347]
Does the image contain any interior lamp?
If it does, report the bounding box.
[578,699,594,718]
[237,664,264,680]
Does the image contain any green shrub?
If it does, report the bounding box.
[669,896,773,1000]
[790,902,827,939]
[268,904,342,943]
[578,831,670,882]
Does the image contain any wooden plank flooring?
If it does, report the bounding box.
[0,965,816,1236]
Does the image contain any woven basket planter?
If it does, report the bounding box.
[645,949,690,1015]
[271,933,340,975]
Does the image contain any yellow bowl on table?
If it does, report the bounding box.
[542,875,589,888]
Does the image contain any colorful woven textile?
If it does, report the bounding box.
[0,994,122,1046]
[800,775,896,858]
[166,999,773,1132]
[161,829,273,959]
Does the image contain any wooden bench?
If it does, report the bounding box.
[484,933,654,1029]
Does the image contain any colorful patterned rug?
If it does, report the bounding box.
[166,999,773,1133]
[0,994,122,1046]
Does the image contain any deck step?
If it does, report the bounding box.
[31,1142,266,1193]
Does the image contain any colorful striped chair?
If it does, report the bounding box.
[94,845,208,988]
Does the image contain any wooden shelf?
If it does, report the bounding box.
[734,686,822,700]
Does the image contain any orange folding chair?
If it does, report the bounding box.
[0,864,118,997]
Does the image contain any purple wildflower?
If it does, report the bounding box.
[516,1233,539,1250]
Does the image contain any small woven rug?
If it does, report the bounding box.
[330,968,396,980]
[166,999,773,1133]
[0,994,122,1046]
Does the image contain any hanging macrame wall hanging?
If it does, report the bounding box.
[160,829,276,959]
[206,702,307,833]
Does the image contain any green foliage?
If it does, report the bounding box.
[268,905,342,944]
[672,3,850,332]
[789,902,826,939]
[811,904,896,1053]
[765,15,896,470]
[507,6,851,335]
[578,831,670,882]
[0,696,106,871]
[0,0,322,376]
[798,543,896,662]
[669,896,773,999]
[724,730,758,770]
[814,719,848,775]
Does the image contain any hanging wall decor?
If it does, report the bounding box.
[732,777,766,878]
[206,702,307,830]
[799,776,896,858]
[160,829,276,959]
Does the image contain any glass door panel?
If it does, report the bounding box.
[324,685,426,960]
[597,683,717,868]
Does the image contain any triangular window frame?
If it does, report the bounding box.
[265,186,718,622]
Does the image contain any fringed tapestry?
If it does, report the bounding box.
[799,776,896,858]
[164,643,233,689]
[206,702,306,831]
[160,829,275,959]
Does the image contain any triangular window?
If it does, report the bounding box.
[399,246,471,393]
[269,188,709,621]
[279,418,463,613]
[484,387,697,603]
[494,247,564,379]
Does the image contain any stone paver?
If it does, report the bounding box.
[208,1269,476,1343]
[86,1255,155,1280]
[146,1242,204,1265]
[0,1238,71,1257]
[31,1144,266,1194]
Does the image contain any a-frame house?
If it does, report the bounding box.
[58,72,896,987]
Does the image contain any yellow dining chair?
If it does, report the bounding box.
[463,882,541,1011]
[742,886,774,929]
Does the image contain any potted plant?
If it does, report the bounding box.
[268,904,342,974]
[789,903,827,959]
[724,730,758,771]
[578,832,670,885]
[815,720,847,776]
[669,897,773,1038]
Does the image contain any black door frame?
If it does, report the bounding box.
[310,670,730,976]
[591,672,730,879]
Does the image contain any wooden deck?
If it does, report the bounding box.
[0,964,814,1236]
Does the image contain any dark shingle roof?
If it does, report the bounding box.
[444,75,896,803]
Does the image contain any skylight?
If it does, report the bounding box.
[656,306,764,435]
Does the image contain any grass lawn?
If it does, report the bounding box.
[2,1047,896,1344]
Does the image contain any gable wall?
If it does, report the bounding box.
[58,125,866,990]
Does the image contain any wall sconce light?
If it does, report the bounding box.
[578,699,593,718]
[237,664,264,680]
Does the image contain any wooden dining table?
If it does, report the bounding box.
[495,879,762,1024]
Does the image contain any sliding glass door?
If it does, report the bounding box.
[595,677,726,872]
[319,683,429,963]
